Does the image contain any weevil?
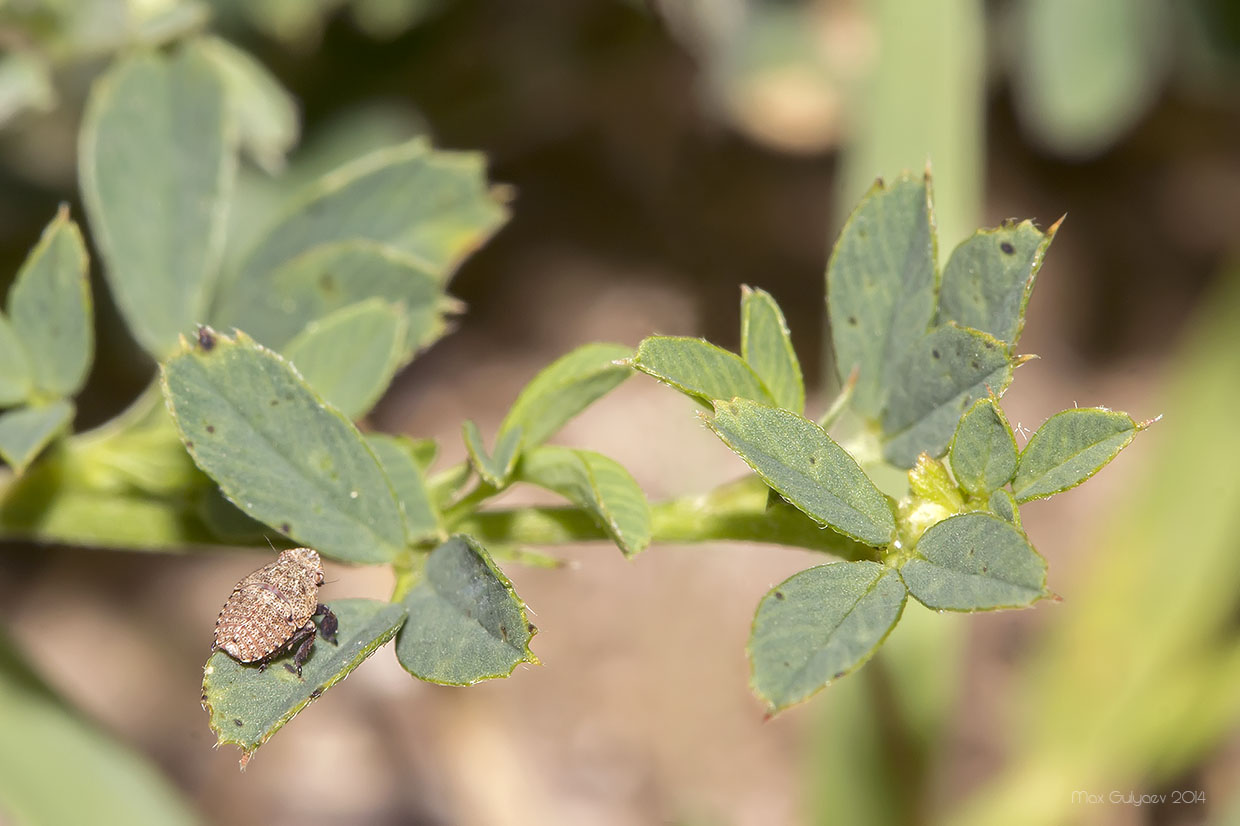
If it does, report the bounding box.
[213,548,338,676]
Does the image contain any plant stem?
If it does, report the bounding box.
[453,476,877,562]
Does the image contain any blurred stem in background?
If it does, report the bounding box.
[811,1,983,823]
[950,264,1240,824]
[835,0,983,252]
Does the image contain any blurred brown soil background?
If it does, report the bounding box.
[1,1,1239,824]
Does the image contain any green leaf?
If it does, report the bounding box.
[705,398,895,547]
[161,328,406,563]
[882,324,1012,468]
[631,336,773,409]
[938,219,1058,345]
[0,401,74,474]
[1012,407,1138,502]
[214,240,452,355]
[515,445,652,557]
[900,512,1047,610]
[0,631,199,825]
[198,35,298,174]
[396,535,538,685]
[407,437,437,471]
[231,138,506,286]
[0,313,32,406]
[202,598,406,767]
[79,45,233,359]
[0,51,55,128]
[7,208,93,398]
[365,434,441,543]
[949,398,1018,496]
[498,342,632,448]
[282,299,407,420]
[827,174,937,418]
[988,488,1020,527]
[749,561,907,712]
[462,420,521,488]
[740,286,805,413]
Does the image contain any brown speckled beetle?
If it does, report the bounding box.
[213,548,338,676]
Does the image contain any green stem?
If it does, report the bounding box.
[454,476,877,562]
[390,552,426,602]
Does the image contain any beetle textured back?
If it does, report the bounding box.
[214,548,335,671]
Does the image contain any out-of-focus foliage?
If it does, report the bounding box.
[0,629,200,825]
[949,265,1240,825]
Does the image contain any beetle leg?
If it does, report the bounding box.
[287,620,318,677]
[314,603,338,645]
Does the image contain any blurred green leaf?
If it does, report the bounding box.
[407,437,437,471]
[632,336,773,409]
[198,35,299,174]
[215,240,452,356]
[515,445,651,557]
[938,220,1057,346]
[836,0,983,253]
[740,286,804,413]
[0,314,32,406]
[161,328,406,563]
[900,512,1047,610]
[0,400,74,474]
[7,207,93,398]
[1012,0,1170,158]
[0,630,200,825]
[882,325,1012,469]
[396,535,538,685]
[951,268,1240,826]
[987,488,1020,527]
[1012,408,1138,502]
[231,138,506,287]
[282,298,407,420]
[949,398,1018,496]
[827,175,937,419]
[749,561,907,712]
[705,398,895,547]
[202,598,406,767]
[79,44,233,359]
[462,420,521,488]
[365,433,441,543]
[0,50,55,127]
[497,342,633,449]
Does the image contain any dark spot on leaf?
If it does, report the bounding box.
[981,565,989,573]
[773,591,785,600]
[971,359,980,370]
[318,273,336,293]
[234,719,243,727]
[847,316,858,326]
[499,623,509,642]
[197,327,215,351]
[1000,242,1015,255]
[983,340,995,350]
[185,441,193,449]
[527,622,537,634]
[783,661,791,667]
[270,399,279,406]
[281,523,291,533]
[206,425,215,434]
[808,456,817,465]
[833,671,846,680]
[310,687,323,699]
[931,349,941,359]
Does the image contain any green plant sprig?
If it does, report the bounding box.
[0,38,1149,765]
